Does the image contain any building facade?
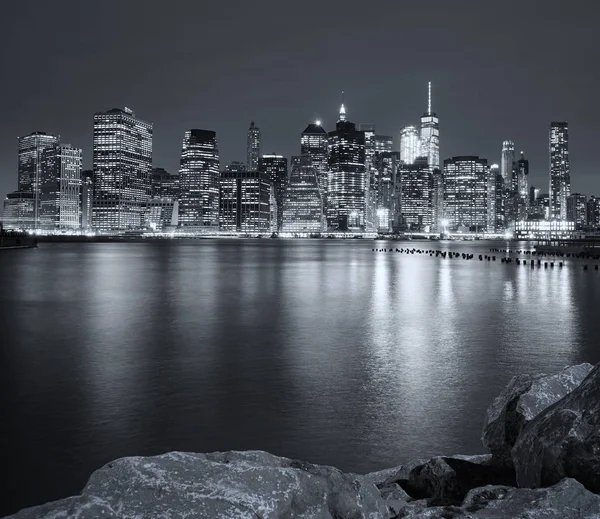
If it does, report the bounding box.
[549,122,570,220]
[326,103,366,230]
[92,107,152,230]
[246,121,261,171]
[17,131,60,227]
[178,129,220,230]
[258,154,288,232]
[486,164,505,232]
[419,82,440,169]
[587,196,600,229]
[399,126,420,165]
[282,156,323,233]
[219,170,271,232]
[443,156,488,231]
[81,170,93,230]
[397,157,432,231]
[567,193,587,229]
[2,192,35,229]
[300,122,328,198]
[39,144,82,229]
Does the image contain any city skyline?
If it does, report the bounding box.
[1,1,599,202]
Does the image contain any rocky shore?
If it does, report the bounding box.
[7,362,600,518]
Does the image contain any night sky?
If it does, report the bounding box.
[1,0,598,201]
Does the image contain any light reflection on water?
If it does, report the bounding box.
[0,239,598,515]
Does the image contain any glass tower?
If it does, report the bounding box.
[398,157,433,231]
[178,129,220,230]
[549,122,570,221]
[282,156,323,233]
[39,144,82,229]
[301,122,328,197]
[399,126,420,164]
[246,121,261,171]
[258,154,288,232]
[419,82,440,169]
[92,107,153,230]
[17,131,60,228]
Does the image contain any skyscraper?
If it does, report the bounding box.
[39,144,82,229]
[178,129,220,229]
[515,152,529,221]
[17,131,60,227]
[300,122,328,197]
[282,156,323,233]
[567,193,587,229]
[419,82,440,169]
[219,169,271,232]
[487,164,505,232]
[399,126,420,164]
[549,122,570,220]
[81,170,93,230]
[326,102,366,230]
[587,196,600,229]
[246,121,261,171]
[397,157,433,231]
[92,107,152,230]
[443,156,488,231]
[500,140,515,186]
[374,151,399,232]
[258,154,288,232]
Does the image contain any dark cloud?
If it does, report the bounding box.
[1,0,599,200]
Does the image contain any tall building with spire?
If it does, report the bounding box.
[326,99,366,230]
[549,122,570,220]
[246,121,261,171]
[501,140,515,187]
[400,126,420,164]
[419,82,440,169]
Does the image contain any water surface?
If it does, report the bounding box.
[1,239,598,515]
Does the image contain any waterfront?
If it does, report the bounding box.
[1,239,599,516]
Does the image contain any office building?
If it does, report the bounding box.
[567,193,587,229]
[501,140,515,186]
[443,156,488,231]
[92,107,152,230]
[326,102,366,230]
[246,121,261,171]
[178,129,220,230]
[151,168,179,199]
[587,196,600,229]
[399,126,420,165]
[431,168,445,231]
[487,164,504,232]
[17,131,60,227]
[549,122,570,220]
[420,82,440,169]
[397,157,432,230]
[515,151,529,221]
[374,151,399,232]
[282,156,323,233]
[39,144,82,229]
[219,169,271,232]
[81,170,93,230]
[258,154,288,231]
[301,121,328,197]
[2,192,35,230]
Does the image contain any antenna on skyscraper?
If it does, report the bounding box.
[428,82,432,115]
[339,91,347,121]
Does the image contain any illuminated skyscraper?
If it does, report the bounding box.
[282,156,323,233]
[17,131,60,227]
[515,152,529,220]
[219,170,271,232]
[178,129,220,229]
[246,121,261,171]
[419,82,440,169]
[326,102,366,230]
[443,156,488,231]
[258,154,288,231]
[301,122,327,196]
[81,170,93,230]
[39,144,82,229]
[92,107,153,230]
[397,157,432,231]
[500,140,515,186]
[147,168,180,231]
[374,151,399,232]
[400,126,420,164]
[549,122,570,220]
[587,196,600,229]
[567,193,586,229]
[487,164,504,232]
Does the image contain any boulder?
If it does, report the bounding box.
[387,455,515,506]
[8,450,390,519]
[512,363,600,493]
[482,363,593,466]
[396,479,600,518]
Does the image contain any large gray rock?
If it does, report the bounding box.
[482,363,593,466]
[383,455,515,506]
[8,450,391,519]
[396,479,600,518]
[512,362,600,493]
